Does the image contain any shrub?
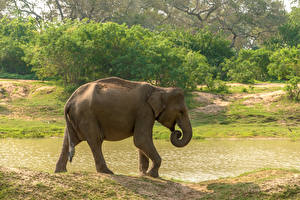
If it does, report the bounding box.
[284,76,300,101]
[223,48,271,83]
[268,47,300,80]
[0,17,36,75]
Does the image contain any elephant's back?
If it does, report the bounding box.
[91,81,141,110]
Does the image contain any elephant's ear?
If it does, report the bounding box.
[147,90,166,118]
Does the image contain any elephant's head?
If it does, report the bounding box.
[147,88,192,147]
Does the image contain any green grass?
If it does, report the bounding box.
[228,85,284,94]
[0,79,66,138]
[0,72,37,80]
[0,117,64,138]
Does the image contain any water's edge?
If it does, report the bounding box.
[1,138,300,182]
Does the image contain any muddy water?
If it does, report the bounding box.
[1,138,300,182]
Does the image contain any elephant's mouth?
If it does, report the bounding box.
[169,121,176,132]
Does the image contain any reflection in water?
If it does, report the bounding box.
[1,138,300,182]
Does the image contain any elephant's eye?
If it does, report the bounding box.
[179,110,184,115]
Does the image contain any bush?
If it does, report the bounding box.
[0,17,36,75]
[204,77,229,93]
[284,76,300,101]
[223,48,271,83]
[268,47,300,80]
[160,27,234,78]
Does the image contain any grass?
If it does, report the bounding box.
[0,118,64,138]
[0,79,65,138]
[227,85,284,94]
[0,78,299,139]
[1,167,300,199]
[0,72,37,80]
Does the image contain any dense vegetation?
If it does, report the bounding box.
[0,1,299,99]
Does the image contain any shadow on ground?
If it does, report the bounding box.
[111,174,263,200]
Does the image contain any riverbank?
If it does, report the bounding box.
[1,167,300,199]
[0,79,299,139]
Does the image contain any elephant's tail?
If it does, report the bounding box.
[64,102,77,163]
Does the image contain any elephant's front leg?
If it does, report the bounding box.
[134,136,161,178]
[134,125,161,178]
[139,150,149,175]
[134,107,161,178]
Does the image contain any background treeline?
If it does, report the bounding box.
[0,0,299,94]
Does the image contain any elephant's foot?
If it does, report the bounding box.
[97,167,114,175]
[139,165,148,176]
[139,171,147,177]
[146,169,159,178]
[54,167,67,173]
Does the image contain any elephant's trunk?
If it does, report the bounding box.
[170,114,192,148]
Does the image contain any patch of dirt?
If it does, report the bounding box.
[192,92,230,114]
[0,81,29,101]
[0,79,59,120]
[32,86,55,95]
[236,90,285,106]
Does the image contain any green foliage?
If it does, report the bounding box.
[160,27,234,78]
[202,77,229,93]
[25,20,211,91]
[284,76,300,101]
[2,15,300,90]
[0,17,36,75]
[223,51,255,83]
[223,48,272,83]
[268,47,300,80]
[278,7,300,47]
[0,72,36,80]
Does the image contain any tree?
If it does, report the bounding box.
[0,17,36,74]
[268,47,300,80]
[277,7,300,47]
[165,0,286,48]
[159,27,234,78]
[222,48,272,83]
[25,20,209,90]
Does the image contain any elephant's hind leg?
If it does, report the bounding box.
[139,150,149,175]
[55,128,80,173]
[85,120,113,174]
[87,139,113,174]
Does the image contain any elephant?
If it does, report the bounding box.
[55,77,192,178]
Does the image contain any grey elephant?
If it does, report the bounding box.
[55,77,192,177]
